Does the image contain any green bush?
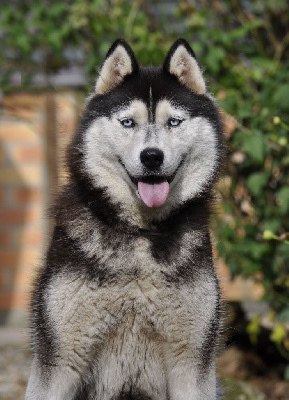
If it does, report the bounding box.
[1,0,289,374]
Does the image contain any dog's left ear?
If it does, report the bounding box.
[163,39,206,95]
[95,39,138,95]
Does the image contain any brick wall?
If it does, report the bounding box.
[0,91,80,325]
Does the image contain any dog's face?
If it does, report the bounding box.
[72,39,223,224]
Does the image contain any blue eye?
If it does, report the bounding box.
[168,118,182,127]
[120,119,135,128]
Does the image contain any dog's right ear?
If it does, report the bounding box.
[95,39,138,95]
[163,39,206,95]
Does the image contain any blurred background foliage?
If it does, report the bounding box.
[1,0,289,376]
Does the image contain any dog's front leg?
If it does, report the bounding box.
[25,271,125,400]
[25,356,82,400]
[167,359,218,400]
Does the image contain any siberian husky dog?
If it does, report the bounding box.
[26,39,224,400]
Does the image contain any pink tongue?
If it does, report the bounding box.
[138,181,169,208]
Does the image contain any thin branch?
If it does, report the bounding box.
[265,140,282,152]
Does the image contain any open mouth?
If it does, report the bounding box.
[119,159,183,208]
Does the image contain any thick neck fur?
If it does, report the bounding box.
[53,179,212,241]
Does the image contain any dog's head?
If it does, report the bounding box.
[68,39,223,226]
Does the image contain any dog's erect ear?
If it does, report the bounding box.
[95,39,138,95]
[163,39,206,95]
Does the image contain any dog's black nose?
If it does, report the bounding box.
[140,148,164,170]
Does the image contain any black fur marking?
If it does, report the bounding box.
[145,199,210,260]
[117,393,152,400]
[47,224,126,285]
[198,284,221,374]
[162,236,214,286]
[31,268,57,366]
[53,182,139,247]
[73,384,91,400]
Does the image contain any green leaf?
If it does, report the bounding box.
[276,187,289,215]
[229,20,264,40]
[263,219,281,232]
[16,35,31,53]
[48,31,63,50]
[278,307,289,323]
[247,172,268,196]
[270,323,286,344]
[247,316,261,344]
[272,84,289,111]
[204,47,226,73]
[238,108,254,119]
[242,130,264,163]
[250,57,274,70]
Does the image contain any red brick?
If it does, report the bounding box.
[14,268,37,289]
[0,268,11,290]
[0,189,5,204]
[0,252,18,266]
[0,165,42,186]
[1,93,44,120]
[0,209,26,225]
[0,147,6,164]
[25,230,42,245]
[0,231,10,247]
[0,123,36,141]
[59,119,77,136]
[0,292,30,309]
[0,293,13,309]
[17,230,43,246]
[0,168,23,185]
[0,207,41,225]
[20,166,42,186]
[0,250,40,268]
[14,188,42,202]
[14,147,44,162]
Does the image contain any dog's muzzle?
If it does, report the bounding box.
[119,157,183,208]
